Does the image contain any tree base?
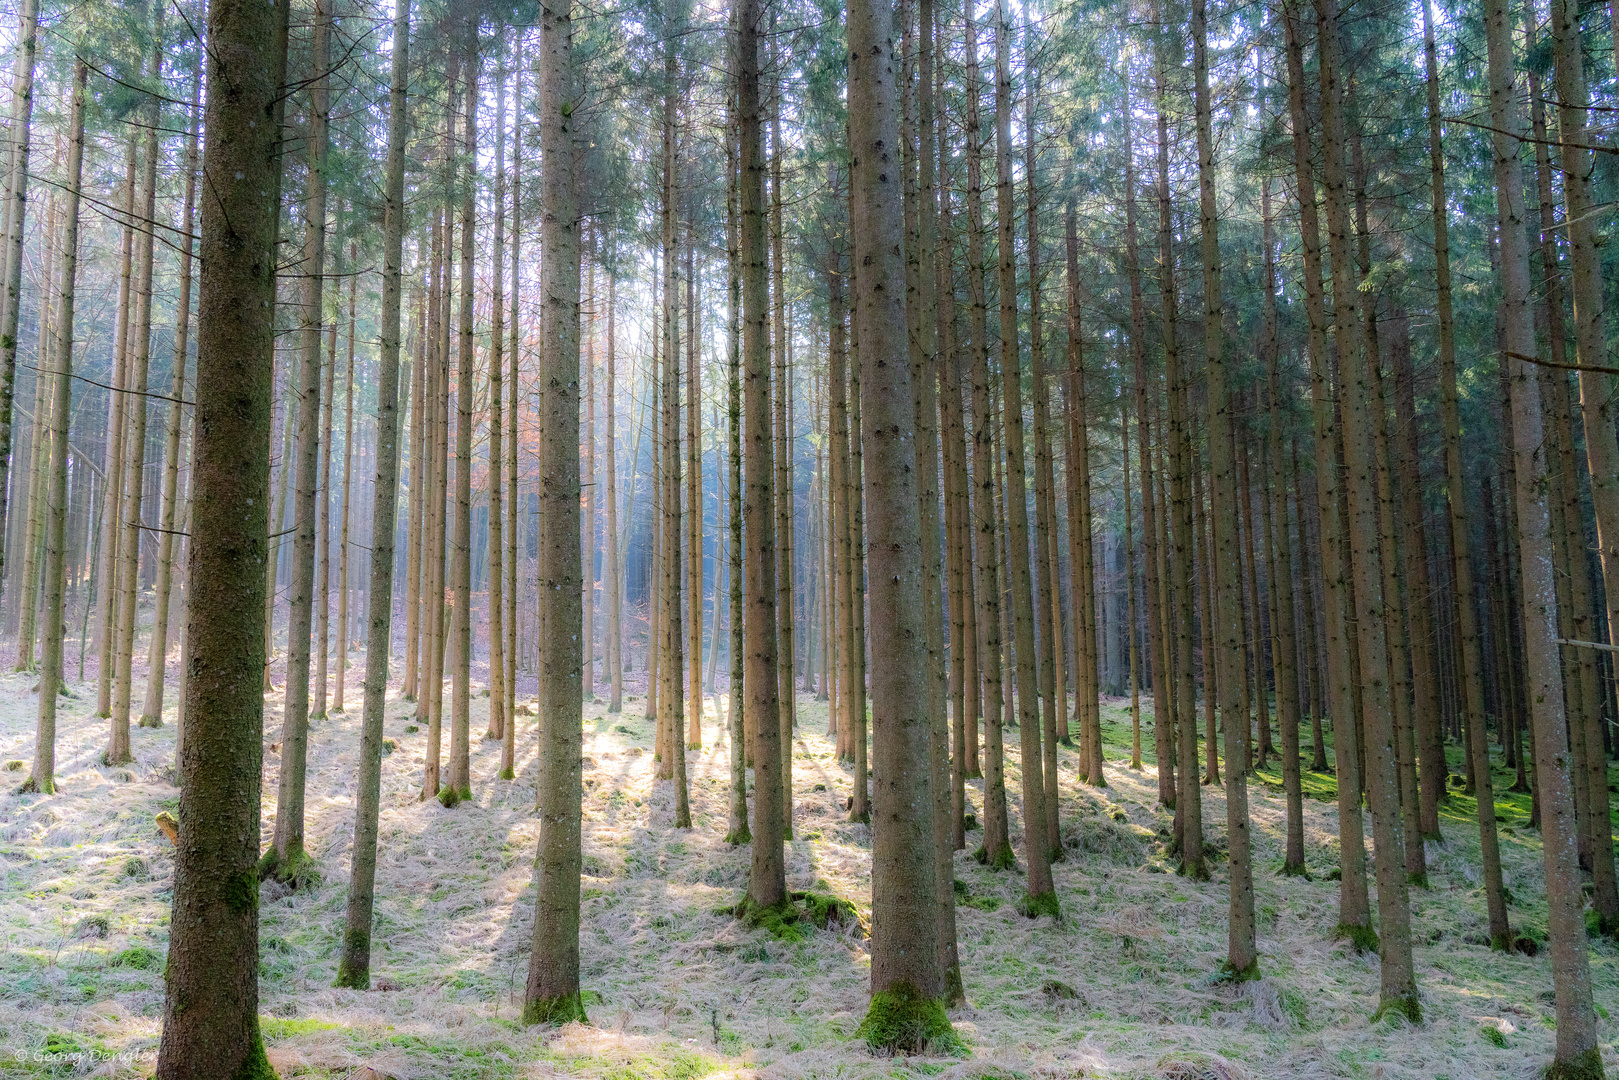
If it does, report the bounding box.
[973,843,1015,871]
[1543,1047,1605,1080]
[437,785,471,808]
[1334,922,1380,954]
[228,1034,279,1080]
[16,774,54,795]
[1213,958,1261,985]
[523,991,588,1027]
[498,768,516,780]
[1017,890,1060,920]
[1371,990,1422,1025]
[258,844,321,890]
[137,715,164,729]
[1178,858,1210,882]
[101,749,134,767]
[1407,871,1430,889]
[724,827,752,846]
[855,981,963,1056]
[732,890,860,942]
[1279,859,1310,879]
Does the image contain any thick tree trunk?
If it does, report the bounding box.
[523,0,586,1025]
[154,0,283,1059]
[848,0,952,1046]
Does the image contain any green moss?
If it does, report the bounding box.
[15,773,53,794]
[733,894,807,942]
[1214,958,1260,984]
[795,890,859,931]
[1543,1047,1606,1080]
[854,981,962,1055]
[1371,991,1422,1025]
[262,845,320,889]
[1279,859,1311,879]
[723,825,752,846]
[1017,890,1061,920]
[137,714,164,728]
[111,946,161,970]
[1334,921,1380,954]
[498,767,515,780]
[973,843,1015,870]
[438,785,471,808]
[228,1033,279,1080]
[1407,871,1430,889]
[1481,1023,1508,1048]
[523,990,588,1027]
[224,871,258,914]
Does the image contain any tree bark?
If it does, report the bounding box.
[524,0,586,1025]
[154,0,282,1058]
[335,0,409,988]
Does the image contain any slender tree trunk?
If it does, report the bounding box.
[1280,0,1369,930]
[1155,0,1203,876]
[335,0,409,987]
[267,0,333,881]
[0,0,40,620]
[523,0,586,1025]
[507,59,522,736]
[487,56,507,750]
[1193,0,1255,975]
[723,53,748,841]
[445,35,478,805]
[24,61,83,798]
[314,253,339,723]
[737,0,786,914]
[333,251,356,715]
[141,60,200,727]
[97,132,138,720]
[771,29,795,823]
[154,0,283,1055]
[1316,0,1417,1009]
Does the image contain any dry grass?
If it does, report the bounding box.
[1,666,1617,1079]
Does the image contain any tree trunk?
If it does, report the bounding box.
[1488,0,1602,1059]
[267,0,332,881]
[0,0,40,622]
[523,0,586,1025]
[848,0,952,1045]
[446,34,478,805]
[141,57,200,728]
[487,55,507,750]
[333,249,356,715]
[737,0,786,913]
[335,0,409,988]
[153,0,283,1056]
[1280,0,1369,931]
[24,60,82,798]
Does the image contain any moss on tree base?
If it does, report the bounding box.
[437,785,472,808]
[1334,921,1380,954]
[498,767,515,780]
[855,981,963,1055]
[16,774,53,795]
[723,826,752,846]
[1279,859,1310,879]
[523,991,588,1027]
[1543,1047,1605,1080]
[1371,991,1422,1025]
[731,890,861,941]
[973,843,1015,871]
[258,844,321,890]
[137,715,164,728]
[1214,958,1260,985]
[227,1035,280,1080]
[1018,890,1060,920]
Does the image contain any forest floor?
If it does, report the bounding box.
[1,660,1618,1079]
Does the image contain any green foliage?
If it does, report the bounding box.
[854,981,962,1056]
[1480,1024,1507,1048]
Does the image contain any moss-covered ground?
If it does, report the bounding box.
[1,665,1616,1078]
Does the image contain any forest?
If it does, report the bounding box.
[0,0,1617,1074]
